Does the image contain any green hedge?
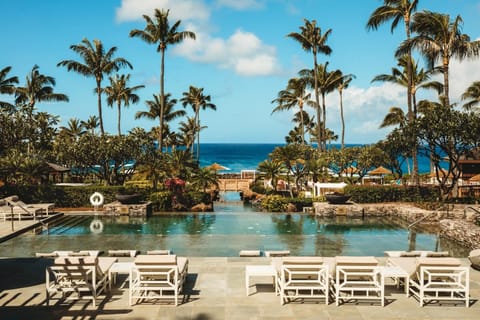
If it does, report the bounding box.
[0,185,212,211]
[344,185,440,203]
[259,195,313,212]
[0,185,146,207]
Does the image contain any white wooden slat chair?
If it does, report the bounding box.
[129,254,189,306]
[274,256,329,305]
[45,256,117,307]
[333,256,384,306]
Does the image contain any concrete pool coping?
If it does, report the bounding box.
[0,256,479,319]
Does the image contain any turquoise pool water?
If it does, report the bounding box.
[0,204,470,257]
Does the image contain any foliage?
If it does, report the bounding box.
[344,185,439,203]
[259,194,313,212]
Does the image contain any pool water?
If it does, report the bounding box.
[0,207,470,257]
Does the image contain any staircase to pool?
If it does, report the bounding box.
[40,215,91,235]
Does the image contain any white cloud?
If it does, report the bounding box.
[116,0,210,22]
[174,29,281,76]
[448,57,480,106]
[116,0,280,77]
[323,83,405,143]
[215,0,264,10]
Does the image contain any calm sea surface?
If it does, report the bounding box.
[197,143,431,174]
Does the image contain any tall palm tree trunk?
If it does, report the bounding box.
[96,78,104,135]
[158,48,166,152]
[299,104,305,145]
[443,58,450,106]
[321,93,327,151]
[117,101,122,135]
[339,89,345,149]
[312,53,322,151]
[195,106,200,160]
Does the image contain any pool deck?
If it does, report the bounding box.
[1,220,480,319]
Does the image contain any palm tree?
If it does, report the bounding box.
[272,77,311,144]
[178,116,199,151]
[104,74,144,135]
[380,107,407,128]
[15,65,69,114]
[58,38,132,135]
[373,55,442,114]
[336,72,355,149]
[372,55,442,183]
[299,63,343,151]
[191,167,219,193]
[59,118,86,140]
[288,19,332,150]
[367,0,419,122]
[180,86,216,160]
[397,11,480,107]
[81,115,99,135]
[0,66,19,111]
[367,0,419,181]
[461,81,480,111]
[257,159,284,192]
[135,93,185,147]
[130,8,196,152]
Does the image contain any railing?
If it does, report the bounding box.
[407,204,452,229]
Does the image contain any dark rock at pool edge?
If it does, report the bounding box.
[325,193,352,204]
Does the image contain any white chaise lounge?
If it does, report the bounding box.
[333,256,384,306]
[274,256,329,305]
[45,256,117,307]
[129,254,189,306]
[387,257,470,307]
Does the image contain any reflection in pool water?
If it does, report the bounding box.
[0,206,471,257]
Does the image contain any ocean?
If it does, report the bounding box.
[197,143,432,174]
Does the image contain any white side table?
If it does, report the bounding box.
[109,262,134,290]
[382,266,409,296]
[245,265,277,296]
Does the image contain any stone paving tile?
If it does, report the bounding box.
[1,256,480,319]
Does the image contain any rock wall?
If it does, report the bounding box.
[313,202,480,250]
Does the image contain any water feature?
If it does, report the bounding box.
[0,199,470,258]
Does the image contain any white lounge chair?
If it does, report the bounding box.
[129,254,189,306]
[333,256,384,306]
[384,250,449,258]
[274,256,329,305]
[387,257,470,307]
[0,196,42,221]
[45,256,117,307]
[36,250,101,258]
[4,195,55,217]
[108,249,138,257]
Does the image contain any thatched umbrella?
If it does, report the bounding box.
[206,162,229,171]
[368,166,392,184]
[368,166,392,175]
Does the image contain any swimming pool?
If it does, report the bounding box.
[0,204,470,257]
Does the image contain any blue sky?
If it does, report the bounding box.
[2,0,480,144]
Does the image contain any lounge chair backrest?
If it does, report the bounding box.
[411,257,461,281]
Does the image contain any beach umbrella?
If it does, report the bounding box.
[207,162,229,171]
[368,166,392,175]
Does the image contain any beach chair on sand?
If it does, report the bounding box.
[45,256,117,307]
[273,256,329,305]
[129,254,189,306]
[387,257,470,307]
[333,256,384,306]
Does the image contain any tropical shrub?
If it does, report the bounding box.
[344,185,439,203]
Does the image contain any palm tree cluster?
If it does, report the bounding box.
[367,0,480,198]
[273,20,355,151]
[0,8,219,193]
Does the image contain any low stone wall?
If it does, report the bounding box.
[103,201,152,217]
[313,202,480,250]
